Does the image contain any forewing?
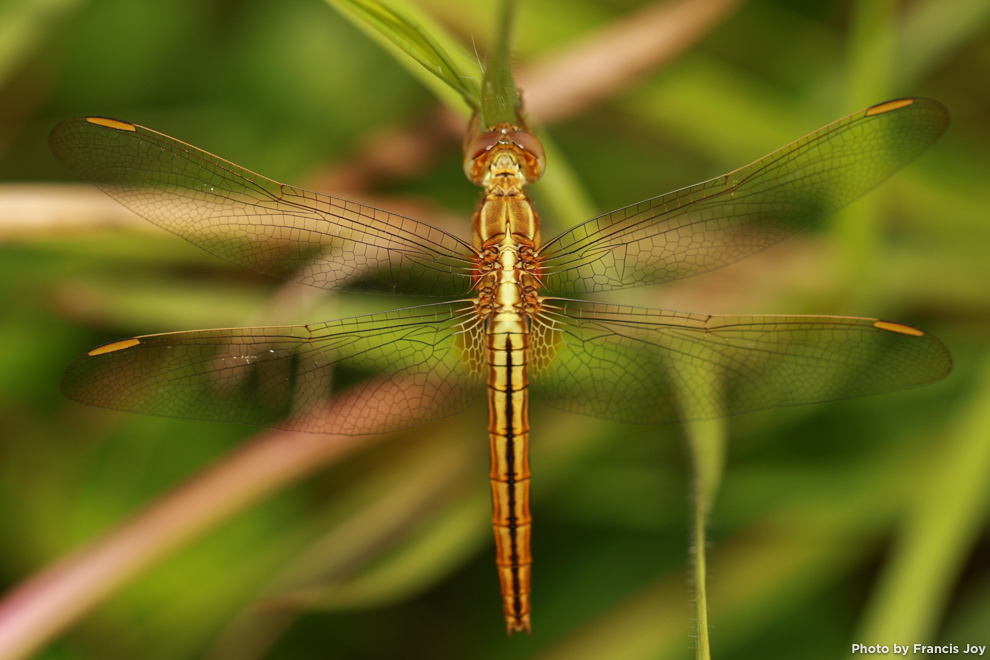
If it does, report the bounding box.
[531,300,951,423]
[62,303,486,434]
[50,117,477,296]
[539,98,948,294]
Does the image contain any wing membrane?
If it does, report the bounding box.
[539,98,948,294]
[62,303,486,434]
[530,299,951,423]
[49,117,477,296]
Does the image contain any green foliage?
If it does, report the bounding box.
[1,1,989,659]
[324,0,481,116]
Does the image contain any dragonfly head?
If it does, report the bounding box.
[463,122,545,187]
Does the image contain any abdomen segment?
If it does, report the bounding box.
[487,328,532,634]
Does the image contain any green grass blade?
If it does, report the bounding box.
[857,352,990,641]
[479,0,520,127]
[830,0,898,308]
[323,0,481,116]
[0,0,82,89]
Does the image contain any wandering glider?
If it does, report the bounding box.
[51,97,951,634]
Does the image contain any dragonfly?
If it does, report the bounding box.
[51,97,951,634]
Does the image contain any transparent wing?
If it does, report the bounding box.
[538,98,948,294]
[49,117,478,296]
[531,299,951,423]
[62,303,486,434]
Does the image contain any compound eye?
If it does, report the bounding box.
[508,130,546,181]
[465,131,503,163]
[509,130,545,162]
[463,131,505,182]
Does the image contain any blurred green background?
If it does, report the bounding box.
[1,0,989,658]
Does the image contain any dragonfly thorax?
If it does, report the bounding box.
[474,243,542,322]
[473,199,541,251]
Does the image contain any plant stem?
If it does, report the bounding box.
[687,418,726,660]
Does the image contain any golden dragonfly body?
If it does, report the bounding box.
[467,118,546,631]
[53,98,951,634]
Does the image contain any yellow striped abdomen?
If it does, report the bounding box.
[487,308,532,634]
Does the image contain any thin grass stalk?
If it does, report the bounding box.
[687,418,725,660]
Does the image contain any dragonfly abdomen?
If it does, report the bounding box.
[487,318,532,634]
